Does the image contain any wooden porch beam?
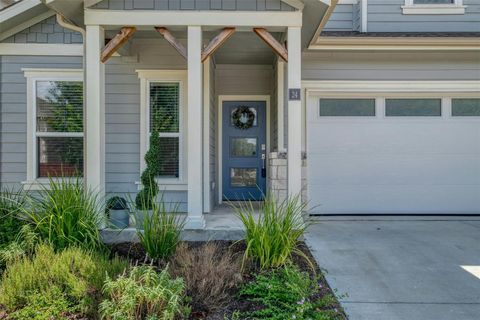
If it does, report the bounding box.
[155,27,187,60]
[201,27,236,62]
[253,28,288,62]
[100,26,136,63]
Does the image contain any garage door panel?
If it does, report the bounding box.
[307,154,480,186]
[306,95,480,214]
[308,123,480,156]
[308,185,480,214]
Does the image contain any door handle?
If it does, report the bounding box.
[261,153,266,178]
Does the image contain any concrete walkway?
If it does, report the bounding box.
[305,216,480,320]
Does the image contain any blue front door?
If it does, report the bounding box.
[222,101,267,201]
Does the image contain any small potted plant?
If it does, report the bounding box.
[106,196,130,229]
[135,128,162,229]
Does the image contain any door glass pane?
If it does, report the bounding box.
[230,168,257,187]
[320,99,375,116]
[231,138,257,157]
[231,107,258,127]
[452,99,480,116]
[385,99,441,116]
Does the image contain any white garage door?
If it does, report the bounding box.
[306,95,480,214]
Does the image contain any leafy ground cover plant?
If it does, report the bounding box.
[233,194,309,269]
[23,177,105,251]
[0,188,26,248]
[239,264,343,320]
[170,242,243,315]
[0,244,127,319]
[137,198,185,261]
[100,265,188,320]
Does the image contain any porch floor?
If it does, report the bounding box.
[101,202,262,243]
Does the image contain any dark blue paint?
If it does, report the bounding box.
[222,101,266,201]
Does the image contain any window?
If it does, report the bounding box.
[319,99,376,117]
[385,99,441,117]
[138,70,187,185]
[452,99,480,117]
[150,82,180,178]
[24,69,83,184]
[402,0,465,14]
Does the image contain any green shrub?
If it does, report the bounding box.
[233,194,309,269]
[23,177,105,251]
[137,199,185,261]
[0,188,26,248]
[100,265,187,320]
[240,264,341,320]
[135,129,162,210]
[0,225,38,265]
[0,244,127,318]
[9,287,78,320]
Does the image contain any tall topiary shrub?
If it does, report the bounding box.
[135,129,162,210]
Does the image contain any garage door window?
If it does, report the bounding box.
[319,99,376,117]
[452,99,480,117]
[385,99,441,117]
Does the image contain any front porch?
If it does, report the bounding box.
[102,203,261,243]
[84,9,308,229]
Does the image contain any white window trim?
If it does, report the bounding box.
[22,68,84,190]
[402,0,466,14]
[137,70,188,189]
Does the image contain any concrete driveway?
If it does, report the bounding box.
[305,217,480,320]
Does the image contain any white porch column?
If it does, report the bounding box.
[287,26,302,197]
[85,25,105,199]
[186,26,205,229]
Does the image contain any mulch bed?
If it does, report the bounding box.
[110,241,348,320]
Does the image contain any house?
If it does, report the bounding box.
[0,0,479,229]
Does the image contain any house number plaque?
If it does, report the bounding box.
[289,88,300,101]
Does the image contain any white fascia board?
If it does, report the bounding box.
[309,37,480,51]
[0,43,83,56]
[0,0,41,21]
[84,9,302,27]
[302,80,480,93]
[0,10,55,42]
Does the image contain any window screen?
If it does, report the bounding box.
[319,99,376,117]
[36,81,83,177]
[452,99,480,117]
[385,99,441,117]
[149,82,181,178]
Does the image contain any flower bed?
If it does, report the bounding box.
[110,240,347,320]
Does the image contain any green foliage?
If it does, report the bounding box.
[23,177,105,251]
[100,265,187,320]
[240,264,341,320]
[137,200,185,261]
[135,130,162,210]
[0,244,127,318]
[9,287,78,320]
[0,225,38,265]
[233,194,309,269]
[0,188,26,248]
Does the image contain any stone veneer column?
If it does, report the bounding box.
[268,152,288,203]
